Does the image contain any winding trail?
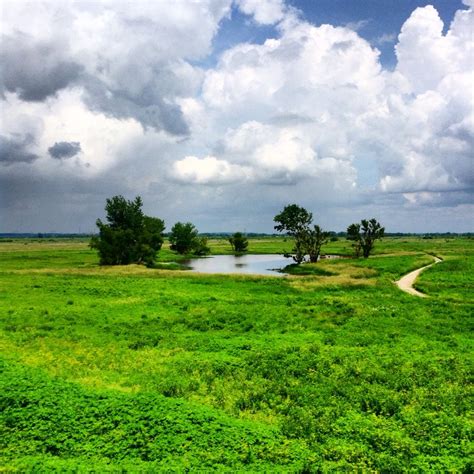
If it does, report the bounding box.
[396,256,442,297]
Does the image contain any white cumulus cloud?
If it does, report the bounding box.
[172,156,251,184]
[236,0,286,25]
[1,0,473,232]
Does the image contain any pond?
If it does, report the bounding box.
[182,254,290,276]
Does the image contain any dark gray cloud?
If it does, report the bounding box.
[0,31,190,135]
[48,141,82,159]
[0,33,83,102]
[83,77,190,136]
[1,148,473,233]
[333,40,354,51]
[0,133,38,165]
[1,25,194,135]
[268,113,316,126]
[1,0,473,234]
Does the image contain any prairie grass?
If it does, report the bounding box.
[0,237,472,471]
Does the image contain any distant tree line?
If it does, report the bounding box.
[2,231,471,240]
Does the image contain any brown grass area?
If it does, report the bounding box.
[0,241,90,252]
[288,264,378,290]
[8,265,178,277]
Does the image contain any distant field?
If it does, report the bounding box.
[1,237,472,471]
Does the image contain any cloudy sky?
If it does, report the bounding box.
[1,0,473,233]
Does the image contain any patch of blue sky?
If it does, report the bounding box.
[200,0,468,70]
[192,9,279,69]
[354,156,380,187]
[286,0,467,68]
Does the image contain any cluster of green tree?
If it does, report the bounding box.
[90,196,165,266]
[91,197,384,266]
[274,204,384,263]
[168,222,210,256]
[91,196,253,265]
[90,196,211,266]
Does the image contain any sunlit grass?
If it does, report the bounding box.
[0,236,472,470]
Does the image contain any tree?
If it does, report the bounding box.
[169,222,210,255]
[346,223,362,258]
[193,237,211,256]
[274,204,313,264]
[346,218,385,258]
[169,222,198,254]
[274,204,313,236]
[143,216,166,252]
[274,204,328,264]
[90,195,165,265]
[304,225,330,263]
[229,232,248,254]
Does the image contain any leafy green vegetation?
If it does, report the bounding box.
[0,237,472,471]
[347,218,385,258]
[228,232,249,254]
[273,203,331,263]
[1,359,309,471]
[169,222,210,256]
[91,195,165,266]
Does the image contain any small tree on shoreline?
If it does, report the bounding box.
[229,232,248,254]
[346,223,362,258]
[274,204,328,264]
[169,222,210,255]
[347,219,384,258]
[304,225,330,263]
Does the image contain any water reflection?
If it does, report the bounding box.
[182,254,289,276]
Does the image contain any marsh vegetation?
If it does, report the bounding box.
[0,236,472,471]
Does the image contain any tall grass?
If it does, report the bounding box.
[0,237,472,470]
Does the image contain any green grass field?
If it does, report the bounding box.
[1,237,472,471]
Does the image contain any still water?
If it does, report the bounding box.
[182,254,290,276]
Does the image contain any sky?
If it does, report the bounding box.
[0,0,473,233]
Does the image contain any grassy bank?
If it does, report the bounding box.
[0,237,472,471]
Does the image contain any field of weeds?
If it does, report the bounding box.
[0,237,472,471]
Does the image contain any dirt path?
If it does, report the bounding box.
[396,256,442,297]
